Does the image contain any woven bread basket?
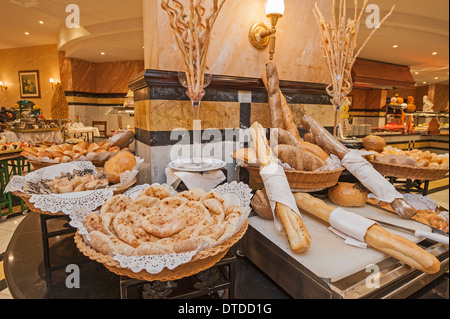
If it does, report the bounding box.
[370,161,449,181]
[12,174,136,216]
[74,220,248,282]
[242,164,344,190]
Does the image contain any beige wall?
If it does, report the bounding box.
[0,44,60,118]
[144,0,332,83]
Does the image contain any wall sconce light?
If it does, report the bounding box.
[50,78,56,89]
[249,0,285,60]
[0,81,7,92]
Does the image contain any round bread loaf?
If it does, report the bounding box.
[328,182,368,207]
[362,135,386,153]
[104,151,137,184]
[251,189,273,220]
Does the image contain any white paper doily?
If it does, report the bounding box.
[71,182,252,274]
[5,158,142,215]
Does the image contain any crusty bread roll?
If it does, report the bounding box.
[109,130,135,149]
[302,151,326,171]
[87,143,100,153]
[274,144,303,171]
[299,141,330,162]
[362,135,386,153]
[328,182,368,207]
[104,151,137,184]
[251,189,273,220]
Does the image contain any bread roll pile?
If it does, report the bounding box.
[83,186,243,256]
[21,141,127,164]
[373,147,449,170]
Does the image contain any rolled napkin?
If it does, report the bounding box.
[165,167,226,191]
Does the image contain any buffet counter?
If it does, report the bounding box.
[239,210,449,299]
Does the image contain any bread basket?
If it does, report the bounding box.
[370,161,449,181]
[12,173,136,216]
[74,220,248,282]
[242,164,344,190]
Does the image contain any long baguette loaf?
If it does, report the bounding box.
[250,122,311,254]
[262,65,330,163]
[294,192,440,274]
[300,114,417,219]
[276,203,312,254]
[264,63,284,129]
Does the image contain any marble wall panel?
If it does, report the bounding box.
[144,0,332,83]
[134,100,241,132]
[65,57,144,94]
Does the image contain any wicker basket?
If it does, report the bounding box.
[370,161,449,181]
[29,160,107,170]
[74,220,248,282]
[12,177,136,216]
[242,164,344,190]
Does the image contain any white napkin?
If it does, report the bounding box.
[259,164,301,232]
[341,150,404,204]
[165,167,226,191]
[328,207,377,249]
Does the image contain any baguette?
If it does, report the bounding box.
[263,63,284,129]
[250,122,311,254]
[294,192,440,274]
[300,114,416,219]
[276,203,312,254]
[271,128,301,148]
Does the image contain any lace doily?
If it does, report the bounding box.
[5,159,142,215]
[5,162,97,193]
[71,182,252,274]
[32,189,114,215]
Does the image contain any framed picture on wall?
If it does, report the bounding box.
[18,70,41,98]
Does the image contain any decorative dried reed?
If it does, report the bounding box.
[161,0,225,101]
[313,0,395,109]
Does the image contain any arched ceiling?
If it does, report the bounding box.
[0,0,448,86]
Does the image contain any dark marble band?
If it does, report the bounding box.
[135,126,333,147]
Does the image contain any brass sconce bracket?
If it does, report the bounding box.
[0,82,7,93]
[249,13,282,60]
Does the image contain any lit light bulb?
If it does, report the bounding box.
[265,0,285,16]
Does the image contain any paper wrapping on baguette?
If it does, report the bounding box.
[294,192,441,274]
[259,164,302,232]
[328,207,376,248]
[342,150,403,204]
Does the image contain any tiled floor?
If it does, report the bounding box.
[0,213,26,299]
[0,187,448,299]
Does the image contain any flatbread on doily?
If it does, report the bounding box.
[83,185,243,256]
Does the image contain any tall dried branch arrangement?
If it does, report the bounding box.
[313,0,395,108]
[161,0,225,101]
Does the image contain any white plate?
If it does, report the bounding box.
[168,158,226,172]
